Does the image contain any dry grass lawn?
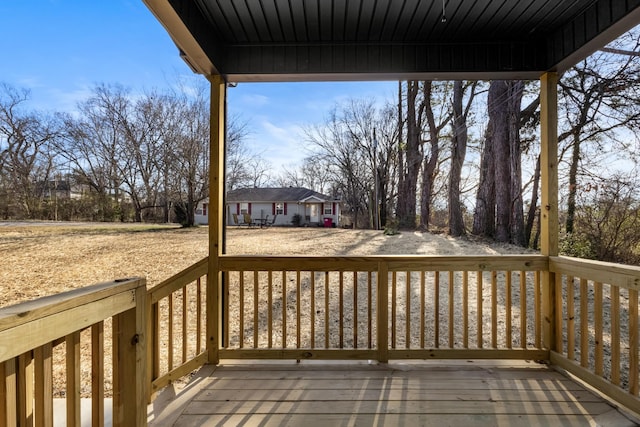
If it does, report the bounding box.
[0,222,531,308]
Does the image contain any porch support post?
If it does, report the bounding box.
[207,74,226,365]
[540,72,559,351]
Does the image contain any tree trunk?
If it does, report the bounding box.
[420,81,439,230]
[472,136,495,237]
[449,81,467,237]
[566,133,581,234]
[397,81,421,229]
[525,155,541,247]
[508,81,526,245]
[490,81,511,243]
[473,81,525,244]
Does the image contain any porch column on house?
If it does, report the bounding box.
[207,74,226,364]
[540,72,559,352]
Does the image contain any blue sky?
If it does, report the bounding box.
[0,1,397,171]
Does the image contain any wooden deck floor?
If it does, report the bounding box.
[148,360,638,427]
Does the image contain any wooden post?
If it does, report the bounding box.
[207,74,226,365]
[113,282,148,427]
[540,72,559,352]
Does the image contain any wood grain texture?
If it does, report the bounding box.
[164,362,622,426]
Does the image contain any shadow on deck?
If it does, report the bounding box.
[148,360,639,427]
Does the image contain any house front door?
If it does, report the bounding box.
[309,204,319,223]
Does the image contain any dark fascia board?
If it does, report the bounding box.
[547,0,640,74]
[155,0,640,82]
[221,40,547,82]
[143,0,218,75]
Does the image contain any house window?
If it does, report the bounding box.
[202,203,207,216]
[275,203,284,215]
[240,202,249,214]
[324,202,332,215]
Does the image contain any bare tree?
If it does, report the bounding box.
[0,83,61,219]
[448,81,478,237]
[420,81,452,230]
[559,30,640,234]
[472,80,525,244]
[396,81,423,228]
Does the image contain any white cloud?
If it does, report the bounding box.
[239,93,269,108]
[257,120,306,169]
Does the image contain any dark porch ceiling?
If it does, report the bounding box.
[144,0,640,81]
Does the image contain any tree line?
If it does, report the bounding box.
[0,80,259,225]
[2,29,640,263]
[284,30,640,263]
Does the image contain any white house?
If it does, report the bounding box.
[195,187,341,227]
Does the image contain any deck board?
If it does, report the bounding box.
[150,361,636,427]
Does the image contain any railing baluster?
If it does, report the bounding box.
[66,332,81,427]
[268,272,273,348]
[391,271,397,349]
[34,343,53,427]
[182,287,188,363]
[506,272,512,349]
[420,271,426,349]
[368,271,373,349]
[580,278,589,368]
[353,271,358,349]
[152,302,160,385]
[520,271,527,348]
[434,271,440,348]
[168,295,174,368]
[534,271,541,349]
[18,352,34,426]
[629,289,638,395]
[297,271,301,349]
[491,271,497,348]
[223,273,230,349]
[406,271,411,349]
[282,271,287,348]
[377,261,389,363]
[448,271,454,348]
[477,271,483,349]
[463,271,469,349]
[310,272,315,349]
[567,276,575,360]
[239,272,245,348]
[555,272,564,352]
[254,271,260,349]
[594,282,604,376]
[196,278,202,353]
[91,324,104,427]
[3,358,17,427]
[610,285,620,385]
[339,272,344,349]
[324,272,329,349]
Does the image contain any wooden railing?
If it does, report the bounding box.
[3,254,639,421]
[218,255,549,361]
[0,277,147,427]
[549,256,640,414]
[147,257,208,400]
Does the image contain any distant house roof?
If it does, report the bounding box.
[227,187,337,203]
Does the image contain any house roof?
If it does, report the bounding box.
[144,0,640,81]
[227,187,335,203]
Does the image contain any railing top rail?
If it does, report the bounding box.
[0,277,144,331]
[148,256,208,303]
[550,255,640,291]
[218,254,548,272]
[0,277,145,362]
